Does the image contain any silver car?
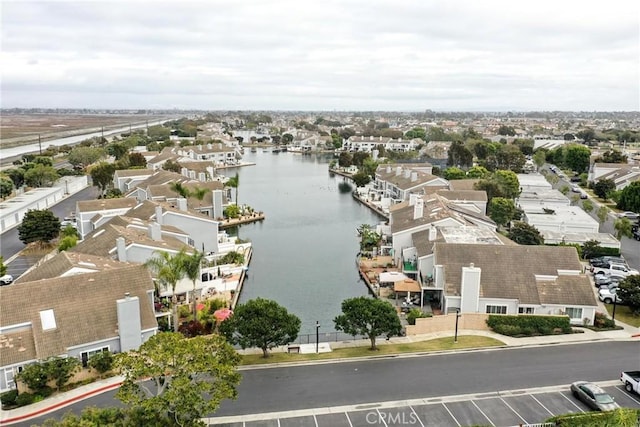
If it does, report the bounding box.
[570,381,619,411]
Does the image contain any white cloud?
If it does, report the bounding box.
[1,0,638,110]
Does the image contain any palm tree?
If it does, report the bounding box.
[614,217,633,240]
[190,185,207,212]
[145,249,187,331]
[181,250,206,319]
[227,173,239,207]
[170,181,191,199]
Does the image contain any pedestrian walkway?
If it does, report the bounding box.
[1,324,638,426]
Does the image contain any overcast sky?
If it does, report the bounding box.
[1,0,639,111]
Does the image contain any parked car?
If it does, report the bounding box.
[633,229,640,241]
[589,256,626,266]
[580,191,588,199]
[598,287,622,304]
[0,274,13,285]
[571,185,581,193]
[618,211,640,220]
[570,381,619,411]
[591,263,638,278]
[570,176,582,183]
[594,275,622,288]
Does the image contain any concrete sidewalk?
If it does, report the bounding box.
[2,324,638,426]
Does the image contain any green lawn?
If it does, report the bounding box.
[603,304,640,327]
[240,336,505,365]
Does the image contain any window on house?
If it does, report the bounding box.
[486,305,507,314]
[81,346,109,367]
[518,307,535,314]
[565,307,583,319]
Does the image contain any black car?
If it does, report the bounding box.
[589,256,626,267]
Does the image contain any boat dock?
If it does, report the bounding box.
[219,212,266,229]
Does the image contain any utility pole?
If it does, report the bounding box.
[38,134,42,154]
[454,309,461,343]
[316,321,320,354]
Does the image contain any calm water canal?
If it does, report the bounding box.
[224,151,382,338]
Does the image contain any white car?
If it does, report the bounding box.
[618,211,640,220]
[599,287,622,304]
[0,274,14,286]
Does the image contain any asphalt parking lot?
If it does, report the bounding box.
[208,383,640,427]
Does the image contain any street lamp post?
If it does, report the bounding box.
[454,309,461,343]
[612,296,617,323]
[316,321,320,354]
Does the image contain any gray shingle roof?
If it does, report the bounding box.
[0,265,157,364]
[435,243,595,306]
[15,252,132,284]
[76,198,137,213]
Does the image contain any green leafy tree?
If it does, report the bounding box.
[107,142,128,160]
[148,125,171,141]
[223,204,240,219]
[219,250,244,265]
[443,167,466,180]
[352,151,370,167]
[597,206,609,224]
[361,158,379,178]
[58,235,78,251]
[576,128,596,144]
[116,332,241,426]
[582,240,602,260]
[498,125,516,136]
[334,297,402,350]
[507,221,544,245]
[18,209,60,244]
[17,363,50,394]
[0,176,13,199]
[533,150,546,170]
[564,145,591,173]
[494,170,520,199]
[466,165,489,179]
[616,181,640,213]
[24,164,59,187]
[447,141,473,168]
[5,168,25,188]
[0,256,6,277]
[357,224,381,251]
[34,156,53,167]
[474,179,503,203]
[338,151,353,168]
[352,172,371,187]
[489,197,516,227]
[163,159,181,173]
[89,162,116,197]
[46,356,80,391]
[597,150,627,163]
[593,179,616,200]
[614,217,633,240]
[128,152,147,167]
[68,146,105,170]
[220,298,301,358]
[616,275,640,315]
[88,350,114,374]
[581,199,594,213]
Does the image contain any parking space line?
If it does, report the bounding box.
[617,386,640,405]
[471,401,495,426]
[530,394,555,416]
[345,412,354,427]
[559,392,584,412]
[441,403,461,427]
[408,406,425,427]
[313,414,318,427]
[375,409,388,427]
[278,418,281,427]
[499,397,528,425]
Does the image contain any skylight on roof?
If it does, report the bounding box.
[39,309,57,331]
[78,262,96,267]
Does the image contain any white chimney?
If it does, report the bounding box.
[379,136,382,141]
[404,169,411,179]
[154,205,163,225]
[181,167,188,177]
[386,166,391,174]
[370,136,373,141]
[413,198,424,219]
[198,172,206,182]
[409,193,418,206]
[116,237,127,262]
[396,167,402,176]
[207,143,212,149]
[434,264,444,288]
[148,222,162,241]
[411,172,418,182]
[460,264,482,313]
[177,197,188,211]
[429,226,437,241]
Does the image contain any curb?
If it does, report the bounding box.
[0,381,122,426]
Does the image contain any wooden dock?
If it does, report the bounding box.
[219,213,265,229]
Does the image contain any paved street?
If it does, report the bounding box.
[0,186,99,278]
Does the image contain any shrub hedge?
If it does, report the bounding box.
[545,408,639,426]
[486,314,572,336]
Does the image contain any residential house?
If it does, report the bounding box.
[588,163,640,190]
[344,136,420,153]
[75,198,138,238]
[374,165,448,205]
[517,173,553,193]
[0,265,157,391]
[432,243,597,325]
[523,206,599,234]
[112,169,155,193]
[436,190,488,215]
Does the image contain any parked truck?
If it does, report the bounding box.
[591,262,639,278]
[620,371,640,394]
